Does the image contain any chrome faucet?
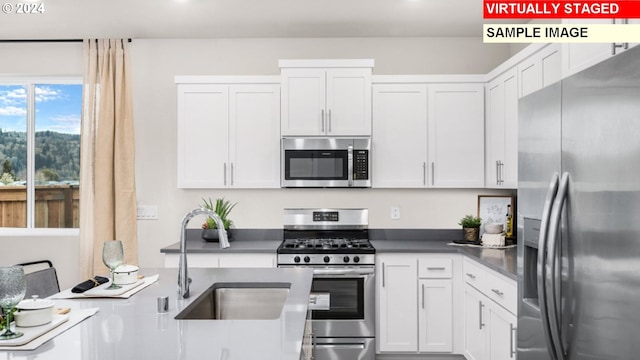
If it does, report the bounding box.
[178,208,229,298]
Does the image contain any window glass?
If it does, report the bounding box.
[0,85,28,228]
[34,84,82,228]
[0,82,82,229]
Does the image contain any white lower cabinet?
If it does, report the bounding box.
[377,254,459,355]
[164,253,276,268]
[463,258,517,360]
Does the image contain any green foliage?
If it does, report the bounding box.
[201,197,237,230]
[0,172,14,185]
[0,130,80,182]
[459,214,482,228]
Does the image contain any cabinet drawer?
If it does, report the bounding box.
[462,258,486,291]
[485,271,517,314]
[418,257,452,278]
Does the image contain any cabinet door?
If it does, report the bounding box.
[326,68,372,135]
[229,84,281,188]
[464,285,487,360]
[377,255,418,352]
[418,279,453,352]
[281,68,326,136]
[486,68,517,189]
[217,254,276,268]
[177,84,229,188]
[428,84,484,188]
[519,44,561,98]
[562,19,613,78]
[372,84,428,188]
[487,302,517,360]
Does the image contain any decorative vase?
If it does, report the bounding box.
[463,227,480,242]
[201,228,234,242]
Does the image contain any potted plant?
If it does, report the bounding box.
[200,197,237,242]
[459,214,482,242]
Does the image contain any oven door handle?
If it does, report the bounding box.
[312,268,375,276]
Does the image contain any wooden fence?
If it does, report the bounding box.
[0,184,79,228]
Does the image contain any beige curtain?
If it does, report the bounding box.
[79,39,138,278]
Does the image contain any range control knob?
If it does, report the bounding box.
[294,256,301,263]
[343,256,350,263]
[353,256,360,263]
[304,256,311,263]
[323,256,331,263]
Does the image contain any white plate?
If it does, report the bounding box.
[0,314,69,346]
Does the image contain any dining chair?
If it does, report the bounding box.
[17,260,61,298]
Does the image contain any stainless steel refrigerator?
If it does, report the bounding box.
[517,45,640,360]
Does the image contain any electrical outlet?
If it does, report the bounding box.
[137,205,158,220]
[391,206,401,220]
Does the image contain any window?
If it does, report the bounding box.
[0,78,82,232]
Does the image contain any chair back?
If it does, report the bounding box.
[18,260,61,298]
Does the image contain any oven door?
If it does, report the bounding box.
[307,266,375,338]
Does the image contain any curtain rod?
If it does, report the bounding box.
[0,39,132,43]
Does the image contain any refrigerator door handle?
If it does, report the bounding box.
[546,171,570,360]
[537,172,560,360]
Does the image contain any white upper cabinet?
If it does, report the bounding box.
[428,84,485,188]
[373,80,485,188]
[176,78,280,189]
[518,44,561,98]
[280,60,373,136]
[485,68,518,189]
[372,84,428,188]
[562,19,638,78]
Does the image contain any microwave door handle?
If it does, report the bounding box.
[348,145,354,187]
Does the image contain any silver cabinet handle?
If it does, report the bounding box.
[479,301,485,329]
[427,267,446,271]
[230,162,234,186]
[510,323,517,358]
[422,162,426,185]
[223,163,227,186]
[421,283,425,309]
[321,109,325,133]
[466,273,476,279]
[328,109,332,133]
[491,288,504,297]
[431,162,435,186]
[382,262,385,287]
[496,160,501,185]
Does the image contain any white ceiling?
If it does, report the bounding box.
[0,0,525,40]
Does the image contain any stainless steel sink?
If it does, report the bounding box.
[175,282,290,320]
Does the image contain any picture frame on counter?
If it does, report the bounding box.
[477,195,515,237]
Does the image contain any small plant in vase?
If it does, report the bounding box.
[200,197,237,242]
[459,214,482,242]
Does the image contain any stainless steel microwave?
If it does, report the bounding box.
[281,137,371,188]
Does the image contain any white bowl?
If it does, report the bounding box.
[113,264,139,285]
[15,297,55,327]
[484,223,504,234]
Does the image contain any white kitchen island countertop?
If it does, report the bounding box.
[0,267,313,360]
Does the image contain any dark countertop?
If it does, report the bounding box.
[161,228,517,280]
[371,239,516,280]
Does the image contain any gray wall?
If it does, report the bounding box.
[0,37,513,288]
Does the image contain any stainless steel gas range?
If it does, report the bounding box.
[278,208,375,360]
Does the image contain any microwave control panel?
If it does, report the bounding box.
[354,150,369,180]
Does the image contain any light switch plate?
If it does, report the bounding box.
[137,205,158,220]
